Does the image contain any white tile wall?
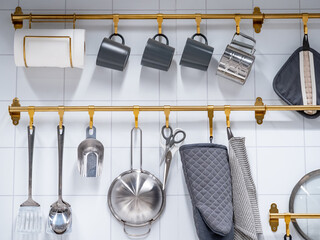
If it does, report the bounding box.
[1,1,320,240]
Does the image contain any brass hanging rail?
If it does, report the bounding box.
[8,97,320,126]
[11,6,320,33]
[269,203,320,238]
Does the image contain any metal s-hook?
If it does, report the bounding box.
[302,13,308,35]
[28,106,35,130]
[88,105,94,129]
[225,105,231,128]
[164,105,170,128]
[235,15,241,34]
[113,14,119,34]
[284,214,291,238]
[195,14,202,34]
[207,105,214,143]
[157,14,163,34]
[133,105,140,128]
[58,106,64,130]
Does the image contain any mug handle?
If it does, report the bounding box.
[153,33,169,45]
[191,33,208,45]
[109,33,125,45]
[231,32,256,54]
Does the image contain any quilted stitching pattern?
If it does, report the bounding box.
[180,144,233,236]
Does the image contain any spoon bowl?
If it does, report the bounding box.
[48,200,72,234]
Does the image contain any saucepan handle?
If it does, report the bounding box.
[123,222,151,239]
[130,127,143,171]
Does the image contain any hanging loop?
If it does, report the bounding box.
[225,105,231,128]
[133,105,140,128]
[164,105,170,128]
[113,14,119,34]
[235,15,241,34]
[157,14,163,34]
[207,105,214,143]
[302,13,308,35]
[88,105,95,129]
[28,106,35,130]
[195,14,202,34]
[58,106,64,130]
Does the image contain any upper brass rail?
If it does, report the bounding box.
[11,6,320,33]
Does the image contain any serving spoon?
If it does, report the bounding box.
[48,126,72,234]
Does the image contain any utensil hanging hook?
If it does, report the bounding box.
[113,14,119,34]
[58,106,64,130]
[207,105,214,143]
[157,14,163,34]
[133,105,140,128]
[88,105,94,129]
[235,15,241,34]
[28,106,35,130]
[225,105,231,128]
[284,215,291,238]
[302,13,308,35]
[195,14,202,34]
[164,105,170,128]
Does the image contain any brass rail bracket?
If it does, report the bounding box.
[255,97,266,125]
[12,7,23,29]
[9,98,21,125]
[253,7,264,33]
[269,203,279,232]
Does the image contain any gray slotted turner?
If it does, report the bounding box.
[16,126,42,233]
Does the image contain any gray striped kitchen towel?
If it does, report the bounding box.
[228,136,263,240]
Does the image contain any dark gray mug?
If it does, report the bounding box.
[96,33,131,71]
[180,33,214,71]
[141,34,175,71]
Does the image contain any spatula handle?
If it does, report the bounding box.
[57,125,65,201]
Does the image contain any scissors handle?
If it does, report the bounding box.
[172,130,186,144]
[161,125,173,141]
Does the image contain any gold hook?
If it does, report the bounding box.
[73,13,76,29]
[133,105,140,128]
[113,14,119,34]
[58,106,64,129]
[284,214,291,237]
[302,13,308,35]
[195,14,202,34]
[225,105,231,128]
[207,105,214,141]
[164,105,170,128]
[88,105,94,129]
[157,14,163,34]
[28,106,35,130]
[29,13,32,29]
[235,15,241,34]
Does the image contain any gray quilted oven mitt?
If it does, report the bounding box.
[179,144,234,239]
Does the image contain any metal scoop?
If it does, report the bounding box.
[48,126,72,234]
[77,126,104,177]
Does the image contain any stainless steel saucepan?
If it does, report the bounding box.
[108,127,165,238]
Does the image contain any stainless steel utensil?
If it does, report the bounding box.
[108,127,165,238]
[16,126,42,233]
[217,32,256,85]
[77,126,104,177]
[162,151,172,190]
[48,126,72,235]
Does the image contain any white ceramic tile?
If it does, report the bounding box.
[160,196,179,240]
[0,11,15,54]
[254,0,299,10]
[207,0,252,10]
[66,0,112,10]
[176,0,205,10]
[113,0,159,10]
[0,101,15,148]
[0,56,16,100]
[14,101,63,148]
[177,196,198,240]
[300,0,320,9]
[112,56,160,101]
[14,148,58,196]
[0,149,14,195]
[254,11,301,55]
[65,58,111,101]
[305,147,320,173]
[255,54,289,100]
[305,116,320,147]
[17,68,64,101]
[257,147,305,194]
[0,0,18,9]
[20,0,65,10]
[160,55,178,101]
[208,56,255,101]
[160,0,176,10]
[256,100,304,146]
[0,196,12,240]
